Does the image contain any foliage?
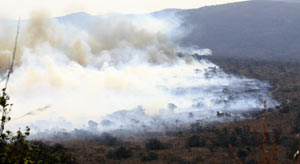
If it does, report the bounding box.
[94,133,121,146]
[185,135,206,147]
[211,127,261,149]
[140,151,158,162]
[145,138,168,150]
[106,146,132,160]
[0,88,76,164]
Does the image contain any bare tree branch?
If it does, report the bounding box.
[5,18,20,89]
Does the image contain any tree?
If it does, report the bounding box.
[0,19,75,164]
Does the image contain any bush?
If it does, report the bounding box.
[162,154,189,163]
[210,126,262,150]
[190,122,204,133]
[106,146,132,160]
[186,135,206,147]
[140,151,158,162]
[94,133,121,146]
[0,132,76,164]
[0,89,76,164]
[212,128,231,148]
[237,148,249,159]
[95,156,105,163]
[292,119,300,134]
[192,155,204,163]
[246,159,257,164]
[279,104,290,113]
[145,138,168,150]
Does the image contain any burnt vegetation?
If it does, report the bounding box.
[56,57,300,164]
[3,37,300,163]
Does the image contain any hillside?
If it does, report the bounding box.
[2,1,300,163]
[58,0,300,62]
[178,0,300,61]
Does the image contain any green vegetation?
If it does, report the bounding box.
[106,146,132,160]
[185,135,206,147]
[0,88,76,164]
[145,138,169,150]
[140,151,158,162]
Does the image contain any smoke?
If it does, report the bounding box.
[15,105,51,120]
[0,12,277,135]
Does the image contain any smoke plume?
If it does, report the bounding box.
[0,12,277,135]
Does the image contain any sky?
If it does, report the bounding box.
[0,0,248,19]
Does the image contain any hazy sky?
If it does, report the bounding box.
[0,0,248,19]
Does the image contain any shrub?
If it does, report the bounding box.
[145,138,168,150]
[106,146,132,160]
[0,128,76,164]
[186,135,206,147]
[237,148,249,159]
[193,155,204,163]
[140,151,158,162]
[94,133,121,146]
[190,122,204,133]
[0,87,76,163]
[95,156,105,163]
[212,128,231,148]
[292,119,300,134]
[28,141,76,163]
[279,104,290,113]
[162,154,193,164]
[246,159,257,164]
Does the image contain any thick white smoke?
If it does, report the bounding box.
[0,12,277,135]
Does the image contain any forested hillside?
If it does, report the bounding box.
[178,0,300,61]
